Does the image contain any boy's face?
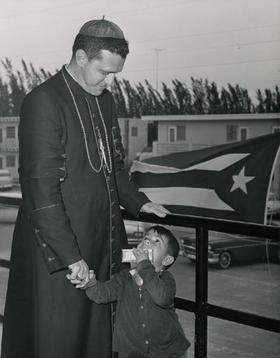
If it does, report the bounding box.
[137,229,174,272]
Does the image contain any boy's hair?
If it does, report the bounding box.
[72,34,129,60]
[148,225,180,269]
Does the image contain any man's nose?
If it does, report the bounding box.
[104,73,115,87]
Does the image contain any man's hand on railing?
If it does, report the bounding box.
[140,202,170,218]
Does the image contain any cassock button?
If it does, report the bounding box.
[145,340,149,345]
[48,257,55,262]
[42,243,47,248]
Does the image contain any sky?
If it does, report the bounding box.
[0,0,279,100]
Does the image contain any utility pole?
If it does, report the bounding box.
[152,48,164,91]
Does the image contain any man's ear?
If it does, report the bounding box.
[75,49,88,67]
[162,255,174,267]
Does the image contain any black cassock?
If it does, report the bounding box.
[1,67,149,358]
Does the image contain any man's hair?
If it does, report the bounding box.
[148,225,180,268]
[72,34,129,60]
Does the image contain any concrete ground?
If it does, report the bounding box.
[170,256,280,358]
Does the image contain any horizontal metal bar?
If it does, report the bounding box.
[0,195,21,207]
[1,298,279,334]
[1,196,279,240]
[122,211,280,240]
[172,299,280,334]
[174,297,196,312]
[206,303,280,333]
[0,259,10,269]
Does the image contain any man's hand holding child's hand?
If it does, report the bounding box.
[67,269,96,289]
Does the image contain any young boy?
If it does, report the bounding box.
[73,225,190,358]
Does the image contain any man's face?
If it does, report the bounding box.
[81,49,125,96]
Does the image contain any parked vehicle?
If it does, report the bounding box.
[0,169,13,190]
[180,231,280,269]
[267,192,280,217]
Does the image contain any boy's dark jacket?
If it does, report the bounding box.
[85,259,190,358]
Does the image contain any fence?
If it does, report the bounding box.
[0,194,279,358]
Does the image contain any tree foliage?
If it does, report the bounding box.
[0,58,52,115]
[0,58,279,117]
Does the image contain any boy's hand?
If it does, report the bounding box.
[76,270,96,289]
[132,247,150,263]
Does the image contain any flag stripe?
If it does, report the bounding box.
[131,153,250,174]
[139,187,235,211]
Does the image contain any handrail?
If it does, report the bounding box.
[0,195,280,357]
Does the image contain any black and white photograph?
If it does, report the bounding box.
[0,1,279,357]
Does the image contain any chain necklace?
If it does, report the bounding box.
[95,96,112,173]
[62,69,112,173]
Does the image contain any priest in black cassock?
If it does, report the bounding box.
[1,18,169,358]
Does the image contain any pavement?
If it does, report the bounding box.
[170,256,280,358]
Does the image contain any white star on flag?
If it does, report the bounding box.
[230,166,255,194]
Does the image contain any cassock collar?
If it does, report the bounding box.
[61,65,87,97]
[60,65,108,100]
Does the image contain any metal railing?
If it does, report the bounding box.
[0,195,280,358]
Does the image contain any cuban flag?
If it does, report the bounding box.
[130,133,280,224]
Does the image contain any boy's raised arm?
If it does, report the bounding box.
[137,260,176,308]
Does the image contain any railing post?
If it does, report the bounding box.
[195,226,209,358]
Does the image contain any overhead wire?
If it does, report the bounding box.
[123,58,280,74]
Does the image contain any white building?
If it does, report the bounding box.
[1,113,280,195]
[0,117,19,180]
[139,112,280,196]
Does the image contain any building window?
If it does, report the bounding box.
[0,129,2,143]
[168,125,186,142]
[131,126,138,137]
[226,124,237,141]
[0,157,3,169]
[272,126,280,133]
[239,127,248,141]
[6,126,16,139]
[6,155,16,168]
